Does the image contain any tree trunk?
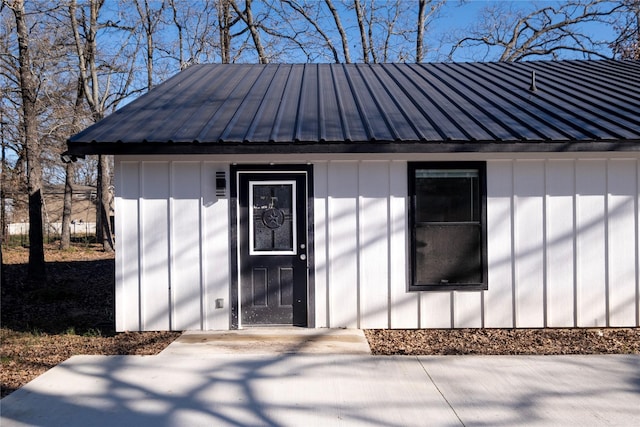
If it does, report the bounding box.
[416,0,426,62]
[98,155,114,252]
[60,161,74,250]
[60,77,85,250]
[218,0,232,63]
[230,0,268,63]
[1,111,6,248]
[0,244,4,287]
[353,0,369,63]
[11,0,46,282]
[169,0,185,67]
[325,0,351,63]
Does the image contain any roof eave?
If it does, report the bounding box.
[64,140,640,157]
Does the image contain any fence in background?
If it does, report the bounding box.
[4,222,97,245]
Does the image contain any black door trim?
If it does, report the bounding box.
[230,164,314,329]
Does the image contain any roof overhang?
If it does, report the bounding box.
[64,139,640,157]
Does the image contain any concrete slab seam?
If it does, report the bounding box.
[416,356,466,427]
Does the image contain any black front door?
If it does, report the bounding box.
[238,171,308,326]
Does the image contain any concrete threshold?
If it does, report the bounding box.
[158,327,372,356]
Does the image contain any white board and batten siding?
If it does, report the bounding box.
[115,160,230,332]
[115,154,639,331]
[314,156,639,329]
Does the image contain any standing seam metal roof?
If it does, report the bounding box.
[67,60,640,155]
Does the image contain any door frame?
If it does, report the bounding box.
[229,164,315,329]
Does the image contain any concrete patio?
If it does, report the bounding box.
[1,329,639,426]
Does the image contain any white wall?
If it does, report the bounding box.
[314,156,640,329]
[115,154,639,331]
[115,159,230,331]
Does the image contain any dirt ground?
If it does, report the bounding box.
[2,244,639,399]
[1,245,180,398]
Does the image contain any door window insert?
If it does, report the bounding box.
[249,180,297,255]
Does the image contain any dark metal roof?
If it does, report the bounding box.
[67,60,640,155]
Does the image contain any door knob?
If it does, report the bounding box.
[300,254,306,260]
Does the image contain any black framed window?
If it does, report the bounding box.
[409,162,487,291]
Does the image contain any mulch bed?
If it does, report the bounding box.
[365,328,640,355]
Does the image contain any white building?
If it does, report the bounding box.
[65,61,640,331]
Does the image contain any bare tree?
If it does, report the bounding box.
[280,0,341,62]
[1,95,8,253]
[165,0,226,67]
[416,0,445,62]
[4,0,46,281]
[325,0,352,63]
[229,0,268,63]
[134,0,166,90]
[69,0,138,252]
[218,0,237,64]
[611,0,640,59]
[69,0,111,252]
[370,0,421,63]
[60,78,86,250]
[353,0,370,63]
[417,0,427,62]
[449,0,625,62]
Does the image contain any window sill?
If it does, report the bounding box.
[409,284,488,292]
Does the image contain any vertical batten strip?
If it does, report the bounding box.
[604,160,610,327]
[356,161,361,328]
[573,161,578,327]
[199,162,205,330]
[137,162,143,330]
[510,160,517,328]
[542,161,548,327]
[637,159,640,327]
[168,161,174,331]
[450,292,455,328]
[139,162,146,330]
[636,159,640,327]
[387,162,392,328]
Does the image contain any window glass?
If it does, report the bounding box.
[415,169,479,223]
[415,224,482,284]
[410,163,487,290]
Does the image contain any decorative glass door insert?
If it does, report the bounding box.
[249,181,296,255]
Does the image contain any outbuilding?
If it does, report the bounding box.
[66,60,640,331]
